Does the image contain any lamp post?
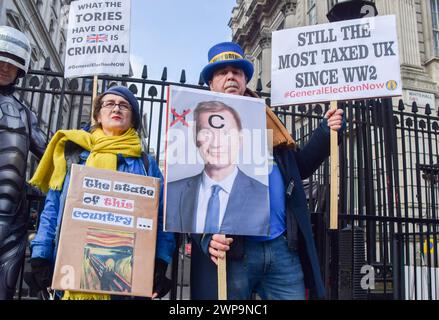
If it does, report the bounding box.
[327,0,378,22]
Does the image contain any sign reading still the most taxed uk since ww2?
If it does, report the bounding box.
[64,0,131,78]
[271,15,402,106]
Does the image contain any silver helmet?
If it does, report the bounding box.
[0,26,31,77]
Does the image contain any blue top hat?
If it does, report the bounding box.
[201,42,254,85]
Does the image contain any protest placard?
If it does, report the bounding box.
[272,15,402,106]
[163,86,270,299]
[272,15,402,230]
[64,0,131,78]
[163,86,270,237]
[52,164,159,297]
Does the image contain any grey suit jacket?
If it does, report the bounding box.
[165,169,270,236]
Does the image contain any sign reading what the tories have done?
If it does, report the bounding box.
[271,15,402,106]
[52,165,159,297]
[64,0,131,78]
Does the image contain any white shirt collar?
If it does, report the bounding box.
[201,167,239,194]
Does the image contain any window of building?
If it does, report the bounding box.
[257,52,262,77]
[307,0,317,25]
[328,0,350,9]
[328,0,375,10]
[49,19,55,35]
[277,21,285,31]
[59,42,64,56]
[31,48,39,68]
[6,11,22,30]
[51,0,58,19]
[35,0,44,16]
[433,0,439,56]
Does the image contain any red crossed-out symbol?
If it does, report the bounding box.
[170,108,191,127]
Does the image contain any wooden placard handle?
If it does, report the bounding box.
[217,234,227,300]
[91,75,98,126]
[330,100,339,230]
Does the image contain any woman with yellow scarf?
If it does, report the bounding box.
[24,86,176,300]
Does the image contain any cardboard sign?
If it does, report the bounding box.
[64,0,131,78]
[164,86,271,236]
[52,164,159,297]
[271,15,402,106]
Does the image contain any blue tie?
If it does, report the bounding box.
[204,185,222,234]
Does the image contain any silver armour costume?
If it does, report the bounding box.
[0,26,46,299]
[0,86,46,299]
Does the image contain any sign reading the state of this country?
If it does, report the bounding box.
[64,0,131,78]
[271,15,402,106]
[52,165,159,298]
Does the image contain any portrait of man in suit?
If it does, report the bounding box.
[165,100,269,236]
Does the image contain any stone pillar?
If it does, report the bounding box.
[259,35,272,92]
[397,0,421,67]
[420,0,433,61]
[377,0,421,67]
[0,1,5,25]
[283,0,297,28]
[317,0,330,24]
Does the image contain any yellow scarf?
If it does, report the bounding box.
[29,127,141,300]
[62,291,111,300]
[29,127,142,193]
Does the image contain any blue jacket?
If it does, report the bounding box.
[191,118,343,299]
[31,150,176,265]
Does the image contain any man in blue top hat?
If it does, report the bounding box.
[189,42,345,300]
